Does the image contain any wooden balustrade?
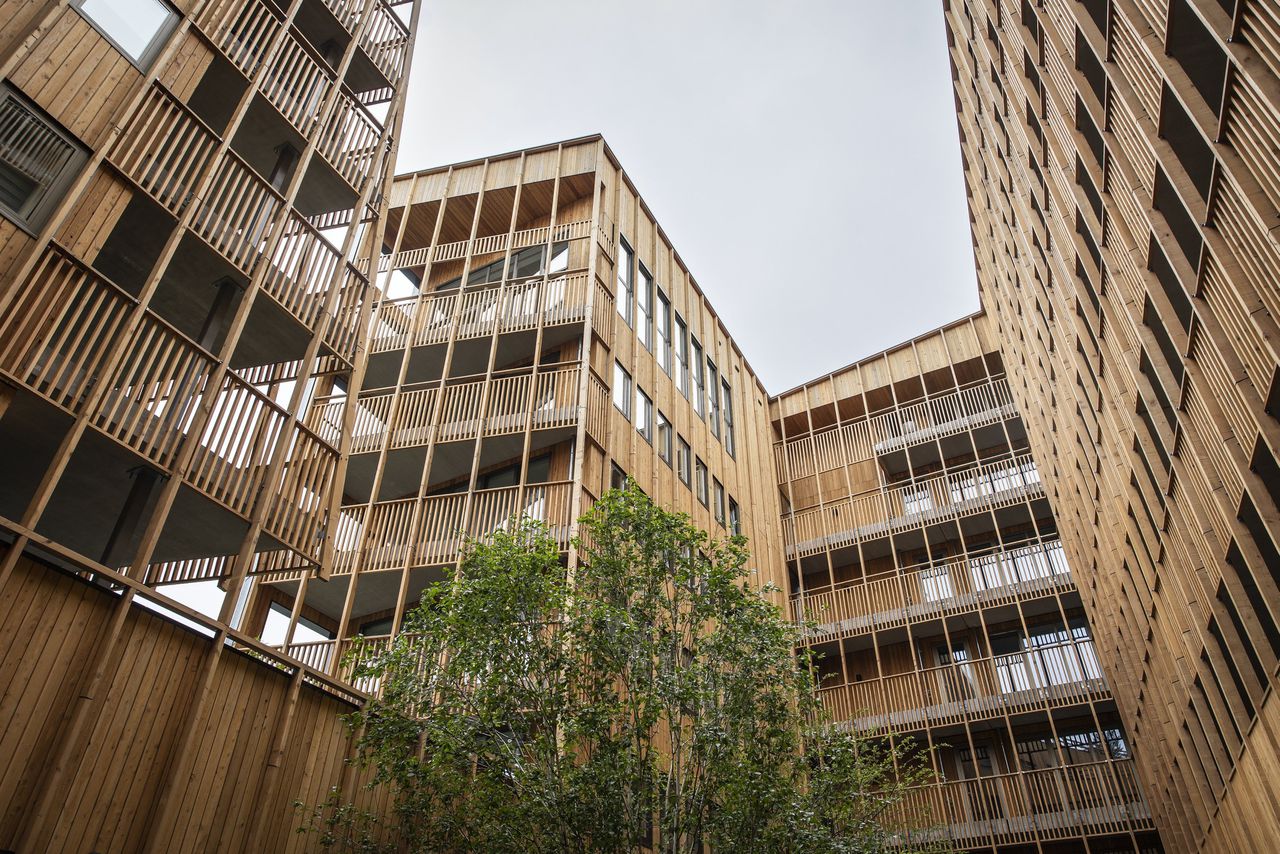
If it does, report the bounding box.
[331,482,578,574]
[284,638,336,672]
[191,152,283,273]
[108,84,219,213]
[777,378,1015,481]
[315,88,382,190]
[891,760,1151,846]
[819,640,1108,731]
[0,245,133,413]
[591,276,614,347]
[357,0,410,84]
[784,453,1043,557]
[377,220,593,273]
[792,541,1072,638]
[186,372,288,518]
[585,370,609,447]
[262,422,339,560]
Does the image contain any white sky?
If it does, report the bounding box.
[396,0,979,392]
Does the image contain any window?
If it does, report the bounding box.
[674,314,689,396]
[0,89,86,231]
[637,263,653,350]
[728,497,740,536]
[713,478,725,525]
[73,0,175,65]
[677,436,691,486]
[611,463,627,491]
[722,379,735,458]
[707,357,720,438]
[613,361,632,419]
[616,237,634,326]
[695,457,708,506]
[636,387,652,443]
[691,337,705,417]
[656,290,671,374]
[657,411,672,466]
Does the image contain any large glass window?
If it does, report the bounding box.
[613,361,632,419]
[691,337,705,418]
[674,314,689,396]
[616,237,634,326]
[637,263,653,350]
[0,88,86,230]
[636,387,652,443]
[74,0,176,65]
[722,379,735,458]
[656,289,671,374]
[657,411,672,466]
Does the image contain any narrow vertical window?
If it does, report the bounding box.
[636,387,652,443]
[637,263,653,350]
[695,457,708,506]
[674,314,689,396]
[0,89,86,230]
[616,237,634,327]
[657,411,672,466]
[691,337,705,418]
[728,497,740,535]
[707,357,720,438]
[713,478,725,525]
[656,289,671,373]
[677,437,691,486]
[610,463,627,491]
[721,379,735,457]
[613,361,632,419]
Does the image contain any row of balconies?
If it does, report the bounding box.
[776,377,1017,482]
[819,637,1107,731]
[784,453,1044,557]
[892,759,1152,848]
[304,363,584,452]
[0,244,336,563]
[792,539,1073,640]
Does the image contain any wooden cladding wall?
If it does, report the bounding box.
[0,551,383,853]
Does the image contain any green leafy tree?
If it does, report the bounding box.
[303,483,945,853]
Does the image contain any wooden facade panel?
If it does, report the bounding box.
[54,168,131,262]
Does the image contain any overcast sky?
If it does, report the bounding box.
[396,1,978,393]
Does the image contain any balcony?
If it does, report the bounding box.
[892,760,1153,847]
[259,480,580,583]
[869,377,1017,455]
[304,364,583,453]
[373,219,594,275]
[792,540,1073,639]
[784,453,1044,558]
[367,272,595,354]
[819,637,1107,731]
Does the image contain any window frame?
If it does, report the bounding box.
[728,497,741,536]
[657,410,672,466]
[722,378,735,458]
[636,386,653,444]
[713,478,725,526]
[707,357,720,438]
[691,337,705,418]
[616,236,634,327]
[637,262,653,350]
[613,361,632,419]
[677,436,691,486]
[656,289,672,374]
[71,0,178,69]
[0,86,87,232]
[695,457,708,506]
[674,314,689,396]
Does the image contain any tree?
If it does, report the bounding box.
[303,483,944,853]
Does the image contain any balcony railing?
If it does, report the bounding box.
[784,454,1043,557]
[373,220,594,274]
[792,540,1073,639]
[368,272,592,353]
[891,760,1153,847]
[819,638,1107,731]
[776,378,1016,482]
[305,364,582,453]
[270,481,578,580]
